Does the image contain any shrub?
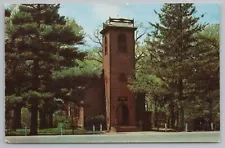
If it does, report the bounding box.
[85,115,105,130]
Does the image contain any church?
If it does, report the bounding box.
[67,18,149,132]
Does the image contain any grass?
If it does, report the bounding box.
[5,128,103,136]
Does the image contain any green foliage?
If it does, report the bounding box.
[198,24,219,41]
[85,115,105,126]
[5,95,23,104]
[5,3,220,133]
[145,3,206,101]
[56,117,75,129]
[21,107,31,128]
[128,4,219,130]
[53,110,67,127]
[53,59,102,80]
[185,24,220,122]
[5,4,86,135]
[128,74,167,93]
[21,91,54,99]
[85,47,103,64]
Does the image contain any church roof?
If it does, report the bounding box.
[100,17,137,34]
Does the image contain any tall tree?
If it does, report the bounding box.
[130,4,206,130]
[148,4,206,130]
[8,4,85,135]
[187,24,219,128]
[5,6,29,130]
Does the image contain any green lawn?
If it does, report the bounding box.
[5,128,103,136]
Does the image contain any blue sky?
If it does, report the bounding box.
[5,3,206,49]
[58,3,220,49]
[6,3,220,48]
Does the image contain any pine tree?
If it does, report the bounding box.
[8,4,85,135]
[5,7,29,130]
[187,24,219,129]
[146,4,206,130]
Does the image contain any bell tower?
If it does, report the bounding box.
[101,18,138,131]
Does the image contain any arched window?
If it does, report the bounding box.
[105,36,108,55]
[117,33,127,53]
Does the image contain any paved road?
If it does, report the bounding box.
[5,131,220,143]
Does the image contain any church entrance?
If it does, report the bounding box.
[116,103,129,126]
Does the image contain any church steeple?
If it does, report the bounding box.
[101,18,138,131]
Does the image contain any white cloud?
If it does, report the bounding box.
[92,4,121,20]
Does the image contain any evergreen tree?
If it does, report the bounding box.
[142,4,206,130]
[52,58,102,104]
[5,6,29,130]
[187,24,219,129]
[7,4,85,135]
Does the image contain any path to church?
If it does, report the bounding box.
[5,131,219,143]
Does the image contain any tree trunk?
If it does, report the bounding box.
[151,98,156,129]
[178,106,184,131]
[177,77,184,131]
[169,103,175,129]
[154,97,158,130]
[12,104,22,130]
[208,98,213,130]
[48,113,53,128]
[29,102,38,135]
[29,59,39,135]
[39,108,47,129]
[175,108,179,130]
[171,111,175,129]
[135,93,146,124]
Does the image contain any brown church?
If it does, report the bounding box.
[68,18,148,132]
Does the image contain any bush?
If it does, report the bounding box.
[86,115,105,125]
[53,110,79,129]
[85,115,105,130]
[53,111,67,128]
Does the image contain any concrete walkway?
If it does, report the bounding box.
[5,131,220,143]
